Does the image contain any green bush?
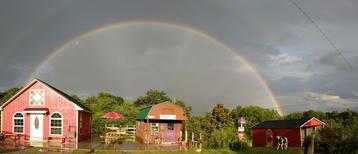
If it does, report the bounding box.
[229,140,249,152]
[206,128,236,149]
[205,127,249,151]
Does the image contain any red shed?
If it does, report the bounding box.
[251,117,325,147]
[135,102,187,144]
[0,79,91,143]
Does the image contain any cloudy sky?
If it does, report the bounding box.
[1,0,358,115]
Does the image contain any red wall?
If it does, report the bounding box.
[252,128,301,147]
[78,111,91,141]
[1,81,90,142]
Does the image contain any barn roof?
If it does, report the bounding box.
[135,102,187,120]
[252,117,323,129]
[135,106,152,120]
[0,79,91,112]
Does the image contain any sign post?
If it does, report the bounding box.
[238,117,246,141]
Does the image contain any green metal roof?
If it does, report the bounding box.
[135,106,152,120]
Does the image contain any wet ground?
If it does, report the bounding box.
[0,138,186,153]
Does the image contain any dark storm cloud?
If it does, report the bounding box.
[37,25,275,114]
[1,0,358,114]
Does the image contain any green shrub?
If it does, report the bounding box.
[229,140,249,151]
[205,127,249,151]
[206,128,237,149]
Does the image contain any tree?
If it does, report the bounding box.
[174,99,192,118]
[134,89,171,106]
[204,103,234,134]
[285,112,304,120]
[85,92,125,133]
[85,92,124,112]
[113,101,147,125]
[186,116,204,141]
[0,87,21,105]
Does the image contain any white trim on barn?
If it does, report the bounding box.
[23,110,48,114]
[49,112,64,137]
[75,110,79,143]
[12,112,25,135]
[1,111,3,133]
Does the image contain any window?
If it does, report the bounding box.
[50,113,62,136]
[29,89,45,106]
[151,123,159,131]
[13,112,24,134]
[167,123,174,131]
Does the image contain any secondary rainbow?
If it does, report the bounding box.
[26,20,284,116]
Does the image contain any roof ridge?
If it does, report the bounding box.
[252,117,319,129]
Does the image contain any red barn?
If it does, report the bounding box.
[252,117,325,147]
[0,79,91,143]
[135,102,187,144]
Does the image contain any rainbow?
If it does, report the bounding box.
[26,20,284,116]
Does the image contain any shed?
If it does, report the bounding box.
[251,117,325,147]
[135,102,187,144]
[0,79,91,143]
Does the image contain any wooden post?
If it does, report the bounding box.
[191,132,194,148]
[179,130,182,142]
[309,134,315,154]
[147,119,150,144]
[198,133,202,152]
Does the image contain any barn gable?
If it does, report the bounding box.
[0,79,90,112]
[301,117,325,127]
[252,117,325,129]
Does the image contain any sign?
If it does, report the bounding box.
[238,132,245,140]
[238,126,245,132]
[239,117,246,124]
[159,114,176,120]
[148,115,155,119]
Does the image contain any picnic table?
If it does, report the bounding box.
[102,132,122,144]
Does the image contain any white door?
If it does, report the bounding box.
[30,114,44,141]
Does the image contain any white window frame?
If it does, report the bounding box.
[29,89,45,106]
[49,112,63,136]
[13,112,24,134]
[151,123,159,132]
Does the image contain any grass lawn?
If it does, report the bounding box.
[72,149,237,154]
[243,147,303,154]
[70,148,303,154]
[13,147,303,154]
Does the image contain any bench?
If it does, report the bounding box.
[47,136,66,143]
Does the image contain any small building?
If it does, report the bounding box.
[0,79,91,143]
[135,102,187,144]
[251,117,325,147]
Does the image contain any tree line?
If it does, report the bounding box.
[1,87,357,152]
